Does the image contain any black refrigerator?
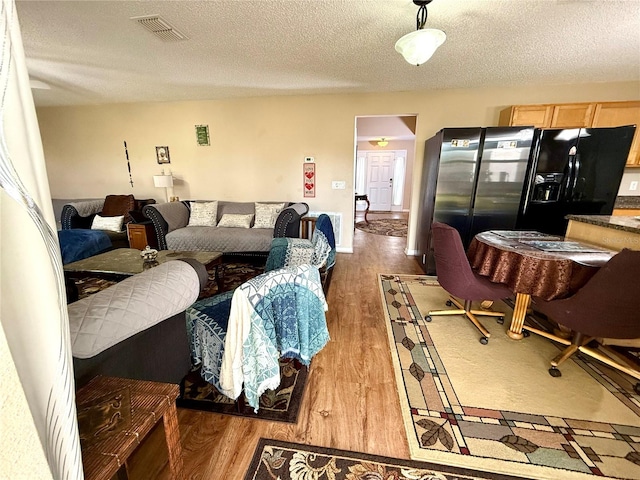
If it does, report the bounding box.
[516,125,636,235]
[416,127,535,274]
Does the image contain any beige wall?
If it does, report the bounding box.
[37,81,640,252]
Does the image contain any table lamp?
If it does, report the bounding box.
[153,172,174,202]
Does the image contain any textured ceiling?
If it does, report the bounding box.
[15,0,640,108]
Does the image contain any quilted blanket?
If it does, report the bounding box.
[219,264,329,411]
[68,260,203,358]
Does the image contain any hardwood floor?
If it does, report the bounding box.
[127,211,424,479]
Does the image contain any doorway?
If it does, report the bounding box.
[356,150,407,212]
[354,115,417,253]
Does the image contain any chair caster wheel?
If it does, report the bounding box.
[497,317,504,325]
[426,315,432,322]
[480,337,489,345]
[635,383,640,395]
[445,300,453,307]
[523,330,530,338]
[549,367,562,377]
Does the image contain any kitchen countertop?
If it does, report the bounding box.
[566,214,640,234]
[614,196,640,209]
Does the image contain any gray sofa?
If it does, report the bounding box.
[142,200,309,255]
[69,258,208,388]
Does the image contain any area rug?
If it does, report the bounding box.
[378,274,640,480]
[244,438,524,480]
[177,358,308,423]
[355,218,407,237]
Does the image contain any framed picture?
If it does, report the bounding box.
[156,146,170,164]
[195,125,210,146]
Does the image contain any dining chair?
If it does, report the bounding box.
[532,248,640,394]
[427,222,513,344]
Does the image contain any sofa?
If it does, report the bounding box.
[69,258,208,388]
[142,200,309,256]
[60,194,156,249]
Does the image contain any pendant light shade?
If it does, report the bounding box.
[395,28,446,66]
[396,0,445,66]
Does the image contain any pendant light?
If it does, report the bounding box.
[395,0,446,66]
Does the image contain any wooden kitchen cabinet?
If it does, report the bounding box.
[498,105,552,128]
[592,101,640,167]
[127,222,157,250]
[550,103,595,128]
[499,100,640,166]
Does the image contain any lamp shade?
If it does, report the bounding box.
[395,28,446,66]
[153,174,173,188]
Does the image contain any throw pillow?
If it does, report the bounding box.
[217,213,253,228]
[188,201,218,227]
[253,202,286,229]
[91,214,124,232]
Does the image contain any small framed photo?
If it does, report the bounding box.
[156,146,170,164]
[195,125,210,146]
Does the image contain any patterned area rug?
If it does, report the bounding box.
[244,438,523,480]
[355,218,407,237]
[378,274,640,480]
[177,359,308,423]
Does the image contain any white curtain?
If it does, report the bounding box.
[0,1,83,478]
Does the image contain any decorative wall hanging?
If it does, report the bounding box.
[124,141,133,187]
[156,146,170,164]
[195,125,210,146]
[303,163,315,198]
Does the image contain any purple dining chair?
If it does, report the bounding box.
[427,222,513,344]
[532,248,640,393]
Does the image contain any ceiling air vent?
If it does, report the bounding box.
[131,15,188,41]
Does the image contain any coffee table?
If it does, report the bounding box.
[64,248,224,286]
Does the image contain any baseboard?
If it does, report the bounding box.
[336,246,353,254]
[405,248,419,256]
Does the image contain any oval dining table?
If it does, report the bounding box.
[466,230,617,340]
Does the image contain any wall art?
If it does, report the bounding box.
[156,146,170,164]
[195,125,210,146]
[303,162,315,198]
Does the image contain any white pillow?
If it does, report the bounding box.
[217,213,253,228]
[91,214,124,232]
[253,202,285,229]
[188,201,218,227]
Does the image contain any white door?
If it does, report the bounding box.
[367,152,394,211]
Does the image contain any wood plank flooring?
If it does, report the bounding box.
[126,212,423,479]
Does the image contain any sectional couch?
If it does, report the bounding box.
[142,200,309,255]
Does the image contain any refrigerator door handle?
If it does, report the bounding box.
[570,153,581,201]
[562,146,577,201]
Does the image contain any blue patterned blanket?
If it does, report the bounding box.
[265,213,336,272]
[219,264,329,411]
[185,290,234,391]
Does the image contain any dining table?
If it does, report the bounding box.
[467,230,617,340]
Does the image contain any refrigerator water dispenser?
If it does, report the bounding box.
[532,173,564,202]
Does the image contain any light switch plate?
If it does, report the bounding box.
[331,181,346,189]
[630,181,638,191]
